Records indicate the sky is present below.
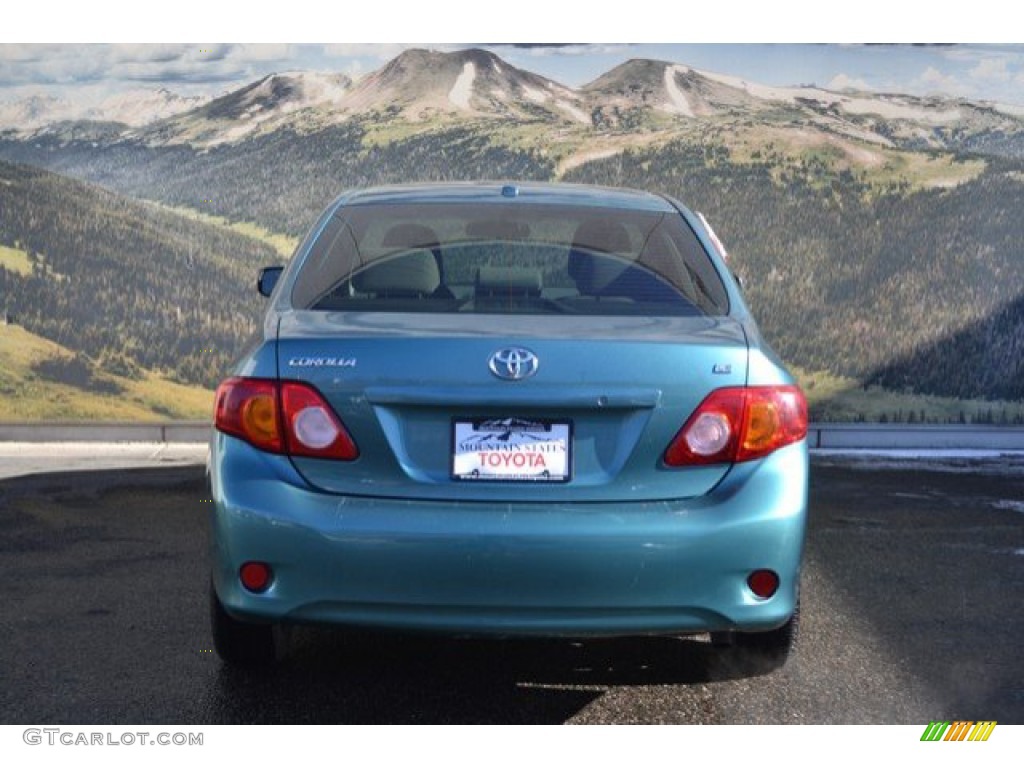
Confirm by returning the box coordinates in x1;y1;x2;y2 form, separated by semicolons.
2;3;1023;107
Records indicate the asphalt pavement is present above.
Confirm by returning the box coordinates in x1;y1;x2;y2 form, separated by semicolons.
0;457;1021;724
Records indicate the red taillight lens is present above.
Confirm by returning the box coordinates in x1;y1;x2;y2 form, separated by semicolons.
664;386;807;466
214;377;358;460
280;382;359;460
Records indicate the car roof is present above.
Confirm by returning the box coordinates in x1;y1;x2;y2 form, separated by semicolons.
333;182;679;213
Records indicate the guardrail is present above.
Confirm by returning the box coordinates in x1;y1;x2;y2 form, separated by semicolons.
1;421;1024;450
807;424;1024;450
0;421;211;443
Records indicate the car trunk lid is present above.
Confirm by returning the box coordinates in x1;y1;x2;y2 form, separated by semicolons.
276;311;748;502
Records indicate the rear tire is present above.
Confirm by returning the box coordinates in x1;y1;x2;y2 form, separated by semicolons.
712;603;799;673
736;603;799;670
210;583;285;667
735;607;798;659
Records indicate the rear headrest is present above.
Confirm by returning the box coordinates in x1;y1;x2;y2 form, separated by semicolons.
465;219;530;241
570;220;632;255
569;220;634;295
475;266;542;297
352;249;440;296
568;255;631;296
381;223;440;250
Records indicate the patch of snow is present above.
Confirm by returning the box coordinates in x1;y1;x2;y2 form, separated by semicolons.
558;100;591;124
214;121;259;144
491;88;507;99
694;67;962;124
832;136;887;165
992;101;1024;117
550;82;579;99
522;85;549;104
234;72;350;121
695;67;825;104
0;88;210;132
449;62;476;110
992;500;1024;513
0;96;75;131
94;88;208;126
662;64;695;117
840;97;961;124
493;62;502;75
293;71;350;107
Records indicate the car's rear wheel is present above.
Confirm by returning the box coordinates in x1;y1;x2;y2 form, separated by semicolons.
210;583;285;667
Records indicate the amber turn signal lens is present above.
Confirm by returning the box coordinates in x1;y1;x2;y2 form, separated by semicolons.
241;393;278;444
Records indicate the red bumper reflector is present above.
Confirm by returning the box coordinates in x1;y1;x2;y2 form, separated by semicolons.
239;561;272;593
747;569;780;599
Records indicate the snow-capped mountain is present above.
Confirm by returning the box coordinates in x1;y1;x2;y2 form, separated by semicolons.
0;88;208;133
139;71;353;145
3;48;1023;160
340;48;590;123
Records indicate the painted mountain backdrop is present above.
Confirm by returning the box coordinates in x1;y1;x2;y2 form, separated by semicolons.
1;48;1022;421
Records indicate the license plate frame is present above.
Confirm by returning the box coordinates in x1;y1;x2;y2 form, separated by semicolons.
451;417;572;483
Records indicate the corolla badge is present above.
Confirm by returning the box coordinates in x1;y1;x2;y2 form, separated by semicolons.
488;347;539;380
288;357;357;368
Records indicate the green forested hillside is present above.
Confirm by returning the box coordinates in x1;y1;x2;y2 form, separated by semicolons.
0;122;556;237
1;122;1022;419
0;160;279;390
0;323;213;420
565;144;1024;403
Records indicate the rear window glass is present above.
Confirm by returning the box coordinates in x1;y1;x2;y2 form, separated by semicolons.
291;202;729;316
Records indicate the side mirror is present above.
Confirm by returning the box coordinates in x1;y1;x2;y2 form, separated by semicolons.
257;266;284;298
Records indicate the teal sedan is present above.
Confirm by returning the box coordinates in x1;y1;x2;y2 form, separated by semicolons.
209;182;808;667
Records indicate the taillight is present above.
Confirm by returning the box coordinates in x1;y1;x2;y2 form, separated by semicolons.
664;386;807;466
214;377;358;460
280;382;359;459
214;378;282;453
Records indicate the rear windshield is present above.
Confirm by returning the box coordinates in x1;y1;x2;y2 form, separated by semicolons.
291;202;729;316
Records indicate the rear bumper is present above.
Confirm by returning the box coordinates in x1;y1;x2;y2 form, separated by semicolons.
209;433;808;637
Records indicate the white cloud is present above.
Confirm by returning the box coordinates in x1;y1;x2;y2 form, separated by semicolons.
321;44;415;60
916;65;962;96
108;44;193;63
501;44;629;58
970;57;1012;82
827;73;871;92
232;44;297;62
0;44;295;88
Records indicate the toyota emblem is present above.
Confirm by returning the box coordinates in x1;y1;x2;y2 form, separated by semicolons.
488;347;539;380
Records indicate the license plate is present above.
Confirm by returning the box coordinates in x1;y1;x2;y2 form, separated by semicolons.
452;418;572;482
